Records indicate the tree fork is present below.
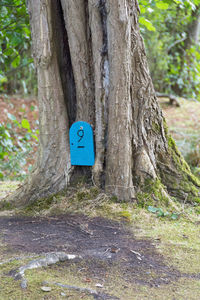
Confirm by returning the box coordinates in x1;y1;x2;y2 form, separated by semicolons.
1;0;200;209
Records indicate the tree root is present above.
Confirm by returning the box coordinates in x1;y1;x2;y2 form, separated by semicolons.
53;282;102;299
7;251;119;299
53;282;119;300
10;252;81;289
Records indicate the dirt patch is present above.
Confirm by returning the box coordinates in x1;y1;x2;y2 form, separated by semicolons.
0;214;185;288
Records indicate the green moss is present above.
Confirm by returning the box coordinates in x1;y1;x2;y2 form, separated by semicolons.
24;192;64;214
152;121;161;133
168;135;177;149
160;133;200;203
136;178;169;208
137;192;154;208
76;187;99;202
167;135;190;172
163;117;169;135
0;200;13;211
189;172;200;186
179;181;199;196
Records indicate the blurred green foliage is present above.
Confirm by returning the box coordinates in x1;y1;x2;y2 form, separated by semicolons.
139;0;200;99
0;0;37;95
0;111;39;180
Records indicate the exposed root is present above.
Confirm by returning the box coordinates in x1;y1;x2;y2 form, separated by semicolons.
50;282;119;300
10;252;81;289
8;251;118;299
53;282;101;299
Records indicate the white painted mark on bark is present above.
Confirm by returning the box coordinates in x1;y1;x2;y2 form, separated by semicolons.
103;59;109;97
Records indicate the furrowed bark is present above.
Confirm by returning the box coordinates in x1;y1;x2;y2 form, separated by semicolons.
60;0;95;125
105;0;135;200
129;5;166;181
88;0;107;186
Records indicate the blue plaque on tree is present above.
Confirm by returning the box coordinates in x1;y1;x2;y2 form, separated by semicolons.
69;121;95;166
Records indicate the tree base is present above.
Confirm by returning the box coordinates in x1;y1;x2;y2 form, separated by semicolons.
1;167;200;213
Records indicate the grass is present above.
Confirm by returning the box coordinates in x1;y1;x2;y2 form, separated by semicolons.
131;209;200;274
0;262;94;300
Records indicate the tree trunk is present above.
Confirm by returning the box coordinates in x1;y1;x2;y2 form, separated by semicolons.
171;5;200;96
2;0;200;208
184;5;200;50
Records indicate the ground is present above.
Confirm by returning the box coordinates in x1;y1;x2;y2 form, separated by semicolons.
0;95;200;299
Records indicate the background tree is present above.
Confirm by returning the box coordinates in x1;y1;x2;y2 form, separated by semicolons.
2;0;200;209
140;0;200;99
0;0;36;94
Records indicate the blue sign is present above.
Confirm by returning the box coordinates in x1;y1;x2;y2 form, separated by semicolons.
69;121;95;166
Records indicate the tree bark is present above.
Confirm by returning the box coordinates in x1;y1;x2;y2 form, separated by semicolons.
171;5;200;96
2;0;200;208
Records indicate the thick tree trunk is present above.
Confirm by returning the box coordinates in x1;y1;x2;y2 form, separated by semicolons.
2;0;200;208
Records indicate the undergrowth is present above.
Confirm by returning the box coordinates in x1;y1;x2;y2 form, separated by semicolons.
0;110;38;181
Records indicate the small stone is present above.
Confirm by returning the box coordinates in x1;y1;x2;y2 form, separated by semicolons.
41;286;52;292
60;292;66;296
95;283;103;288
20;278;27;289
110;246;120;253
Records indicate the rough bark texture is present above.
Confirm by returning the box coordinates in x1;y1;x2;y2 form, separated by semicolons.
2;0;200;208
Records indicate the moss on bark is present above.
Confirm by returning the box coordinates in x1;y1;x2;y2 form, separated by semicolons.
157;121;200;203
